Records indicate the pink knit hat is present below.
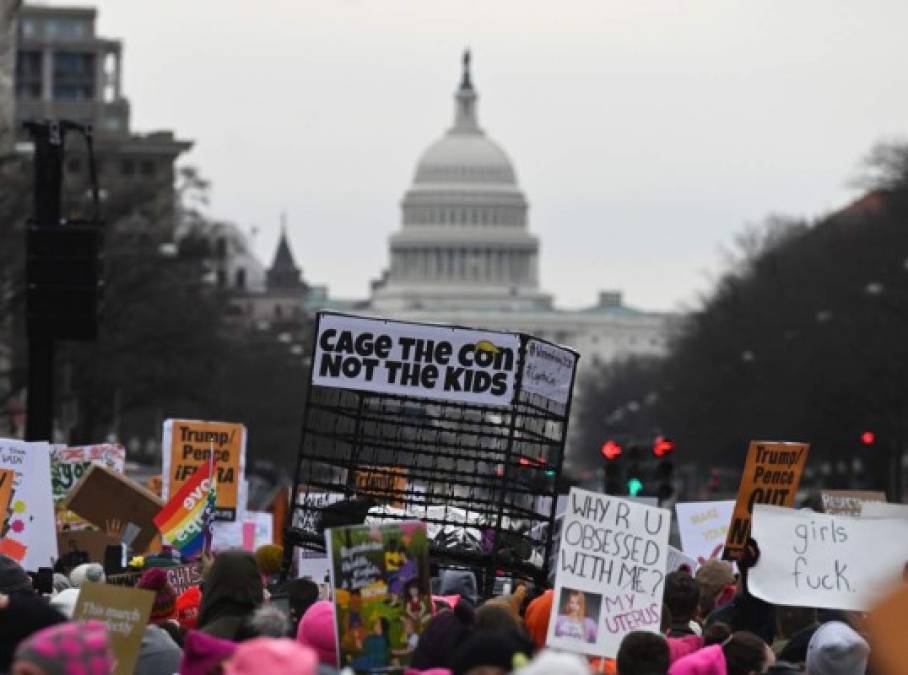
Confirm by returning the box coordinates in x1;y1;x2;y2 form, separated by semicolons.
14;620;112;675
179;630;237;675
668;644;728;675
296;600;338;667
223;638;318;675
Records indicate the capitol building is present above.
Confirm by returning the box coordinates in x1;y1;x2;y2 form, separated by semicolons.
365;53;671;370
244;53;672;377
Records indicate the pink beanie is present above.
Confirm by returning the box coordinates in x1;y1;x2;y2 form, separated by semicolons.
669;644;728;675
668;635;705;664
223;638;318;675
296;600;338;667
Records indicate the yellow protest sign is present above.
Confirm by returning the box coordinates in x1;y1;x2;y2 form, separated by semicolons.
724;440;809;560
162;419;247;521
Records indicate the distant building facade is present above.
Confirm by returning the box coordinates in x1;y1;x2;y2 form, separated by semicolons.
14;4;191;238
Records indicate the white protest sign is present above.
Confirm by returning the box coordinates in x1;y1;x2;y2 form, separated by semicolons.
667;546;699;574
0;439;57;570
675;500;735;563
861;502;908;520
546;487;670;658
748;504;908;611
522;339;577;405
312;313;521;406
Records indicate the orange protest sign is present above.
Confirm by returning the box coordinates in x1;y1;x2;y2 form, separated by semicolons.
162;419;247;521
724;440;809;560
0;468;13;521
353;466;408;509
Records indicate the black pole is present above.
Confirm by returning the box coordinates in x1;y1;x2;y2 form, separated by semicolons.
24;121;65;441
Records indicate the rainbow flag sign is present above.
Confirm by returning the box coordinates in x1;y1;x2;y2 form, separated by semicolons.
153;463;217;559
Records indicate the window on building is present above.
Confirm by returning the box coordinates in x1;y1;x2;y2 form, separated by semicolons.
140;160;156;177
215;237;227;260
216;269;226;288
53;52;95;100
235;267;246;290
20;19;36;39
274;304;283;319
120;159;135;177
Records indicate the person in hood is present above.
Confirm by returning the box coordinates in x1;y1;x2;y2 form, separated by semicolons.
438;570;479;607
135;624;183;675
805;621;868;675
197;551;264;640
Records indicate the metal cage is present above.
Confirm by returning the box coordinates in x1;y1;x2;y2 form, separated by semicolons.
282;312;578;596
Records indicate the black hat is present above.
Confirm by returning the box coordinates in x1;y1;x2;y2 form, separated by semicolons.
451;629;533;675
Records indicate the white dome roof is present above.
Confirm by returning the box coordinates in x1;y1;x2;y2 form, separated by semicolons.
414;133;517;185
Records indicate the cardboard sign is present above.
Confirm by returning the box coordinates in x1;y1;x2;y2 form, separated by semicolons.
51;443;126;530
327;520;431;670
724;441;809;560
546;487;670;658
57;529;120;564
312;313;522;407
66;464;163;554
748;504;908;611
522;339;577;406
675;500;735;563
162;419;246;521
354;466;408;509
821;490;886;516
0;439;58;570
74;581;154;675
866;582;908;675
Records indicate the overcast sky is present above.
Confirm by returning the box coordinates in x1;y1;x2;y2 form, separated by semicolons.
51;0;908;311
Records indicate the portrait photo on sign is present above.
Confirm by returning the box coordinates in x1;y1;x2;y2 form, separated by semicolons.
554;588;600;643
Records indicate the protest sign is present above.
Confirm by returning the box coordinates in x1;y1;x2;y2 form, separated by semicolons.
522;339;577;406
0;439;57;570
0;468;13;521
57;529;120;564
294;490;344;531
107;562;202;595
154;461;216;559
866;582;908;675
675;500;735;563
210;510;274;552
748;504;908;611
353;466;408;509
66;464;163;554
667;546;699;575
821;490;886;516
862;502;908;519
724;441;809;560
546;487;670;658
312;313;521;407
296;550;331;584
74;582;153;675
327;520;431;670
51;443;126;530
162;419;246;521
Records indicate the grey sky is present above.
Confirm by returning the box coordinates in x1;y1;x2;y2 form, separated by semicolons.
52;0;908;311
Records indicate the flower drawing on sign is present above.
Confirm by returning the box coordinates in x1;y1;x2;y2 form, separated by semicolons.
13;499;25;514
10;519;24;533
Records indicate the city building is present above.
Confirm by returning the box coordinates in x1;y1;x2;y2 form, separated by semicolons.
13;3;192;237
364;52;672;370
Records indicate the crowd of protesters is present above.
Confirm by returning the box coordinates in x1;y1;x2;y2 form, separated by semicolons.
0;538;876;675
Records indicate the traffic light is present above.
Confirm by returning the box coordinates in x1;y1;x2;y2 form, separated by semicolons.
601;440;623;461
653;436;675;457
861;431;875;446
627;477;644;496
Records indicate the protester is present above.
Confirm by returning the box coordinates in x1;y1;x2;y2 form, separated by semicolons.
805;621;869;675
254;544;284;588
410;599;476;671
511;649;589;675
0;556;67;673
695;561;736;619
449;629;533;675
474;603;523;634
197;550;264;640
438;570;479;607
664;571;703;637
281;577;319;636
179;630;237;675
773;607;817;663
297;600;339;668
68;562;105;588
50;574;71;595
222;638;319;675
177;586;203;634
11;620;112;675
135;624;183;675
670;631;772;675
47;588;79;619
239;604;291;639
522;590;553;650
617;631;670;675
705;541;775;644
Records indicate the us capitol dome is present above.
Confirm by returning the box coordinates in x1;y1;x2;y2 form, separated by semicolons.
366;51;671;368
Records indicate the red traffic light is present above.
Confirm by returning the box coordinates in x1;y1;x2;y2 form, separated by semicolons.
601;440;623;461
653;436;675;457
861;431;875;446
